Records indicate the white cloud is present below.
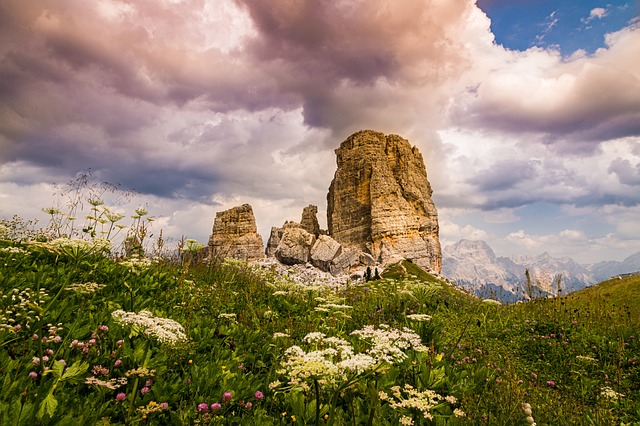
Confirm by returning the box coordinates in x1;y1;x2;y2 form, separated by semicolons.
581;7;609;25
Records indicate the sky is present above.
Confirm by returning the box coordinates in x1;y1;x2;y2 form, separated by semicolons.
0;0;639;264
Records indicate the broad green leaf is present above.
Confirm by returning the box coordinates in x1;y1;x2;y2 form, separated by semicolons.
61;361;89;385
36;392;58;420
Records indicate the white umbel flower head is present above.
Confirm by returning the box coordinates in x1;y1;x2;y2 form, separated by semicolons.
112;310;188;346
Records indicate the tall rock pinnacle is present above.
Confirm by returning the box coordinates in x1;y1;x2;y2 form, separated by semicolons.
327;130;442;272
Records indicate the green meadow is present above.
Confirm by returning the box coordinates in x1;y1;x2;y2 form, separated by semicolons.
0;206;638;425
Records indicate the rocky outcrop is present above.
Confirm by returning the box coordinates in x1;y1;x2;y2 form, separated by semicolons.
327;130;442;273
265;226;284;257
301;205;321;237
208;204;265;261
275;223;316;265
310;235;342;271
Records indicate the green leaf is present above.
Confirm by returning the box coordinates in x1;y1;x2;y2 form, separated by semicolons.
36;392;58;420
61;361;89;385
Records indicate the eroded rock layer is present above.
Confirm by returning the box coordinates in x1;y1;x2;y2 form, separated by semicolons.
327;130;442;272
208;204;265;261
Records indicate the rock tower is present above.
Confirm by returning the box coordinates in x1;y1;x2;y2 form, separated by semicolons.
207;204;265;261
327;130;442;272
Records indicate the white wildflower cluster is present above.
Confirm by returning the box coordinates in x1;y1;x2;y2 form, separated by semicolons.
111;310;188;346
278;325;428;391
119;255;155;274
350;324;428;364
379;384;465;421
50;237;112;253
138;401;169;417
482;299;502;305
273;332;290;339
0;287;48;333
407;314;432;322
85;376;128;390
125;367;156;377
0;224;9;239
65;282;107;295
600;386;625;400
0;246;28;255
575;355;598;363
218;313;237;323
314;302;353;319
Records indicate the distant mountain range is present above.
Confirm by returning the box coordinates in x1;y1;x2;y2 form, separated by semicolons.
442;239;640;303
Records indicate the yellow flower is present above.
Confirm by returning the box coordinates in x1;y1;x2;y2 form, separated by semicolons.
291;415;297;422
188;359;193;364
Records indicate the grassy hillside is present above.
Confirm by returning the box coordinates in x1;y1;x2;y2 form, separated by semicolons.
0;233;638;425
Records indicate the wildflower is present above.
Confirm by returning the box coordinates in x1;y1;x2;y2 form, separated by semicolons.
291;415;297;422
116;339;124;346
222;392;233;403
141;387;150;395
92;365;109;376
453;408;466;417
28;371;37;379
547;381;555;387
211;403;221;412
85;376;128;390
400;416;414;425
406;314;432;322
116;392;126;402
32;357;40;365
197;403;209;414
255;391;264;400
137;400;169;416
600;386;625;400
269;380;281;390
245;402;252;409
114;359;122;368
112;310;188;346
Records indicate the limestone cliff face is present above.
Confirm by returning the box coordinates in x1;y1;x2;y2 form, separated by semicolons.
208;204;265;261
327;130;442;272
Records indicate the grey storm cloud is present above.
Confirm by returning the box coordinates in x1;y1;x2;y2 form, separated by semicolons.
608;158;640;186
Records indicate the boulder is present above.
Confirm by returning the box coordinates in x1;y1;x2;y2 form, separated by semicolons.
310;235;342;271
329;247;361;276
275;225;316;265
327;130;442;272
207;204;265;261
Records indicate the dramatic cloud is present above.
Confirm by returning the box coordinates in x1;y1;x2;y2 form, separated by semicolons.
450;23;640;151
0;0;638;263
